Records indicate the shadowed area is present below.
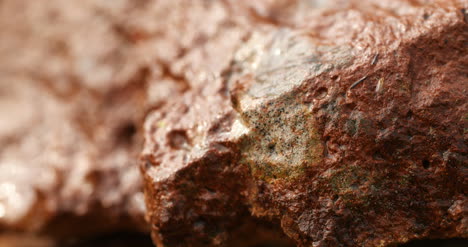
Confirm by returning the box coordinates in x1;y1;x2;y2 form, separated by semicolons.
399;238;468;247
61;232;153;247
0;233;466;246
59;236;468;247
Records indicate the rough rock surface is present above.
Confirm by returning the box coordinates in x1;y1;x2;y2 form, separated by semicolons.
0;0;467;246
0;0;305;241
142;0;468;246
0;0;216;236
0;0;303;241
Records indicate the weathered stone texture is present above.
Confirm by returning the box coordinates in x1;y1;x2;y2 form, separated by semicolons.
142;0;467;246
0;0;305;242
0;0;466;246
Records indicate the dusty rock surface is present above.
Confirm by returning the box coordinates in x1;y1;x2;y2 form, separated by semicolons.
0;0;467;246
0;0;303;242
142;0;468;246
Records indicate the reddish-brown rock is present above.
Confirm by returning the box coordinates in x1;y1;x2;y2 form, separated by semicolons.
0;0;300;240
0;0;192;237
142;0;468;246
0;0;467;246
0;0;304;241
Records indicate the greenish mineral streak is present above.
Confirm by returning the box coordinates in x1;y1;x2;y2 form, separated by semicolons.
238;93;323;182
328;165;369;193
230;30;356;183
326;165;376;210
325;165;416;211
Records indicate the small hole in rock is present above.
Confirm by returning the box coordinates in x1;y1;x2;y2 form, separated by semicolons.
268;143;276;152
315;87;328;99
373;152;384;160
422;159;430;169
167;130;190;149
406;110;413;120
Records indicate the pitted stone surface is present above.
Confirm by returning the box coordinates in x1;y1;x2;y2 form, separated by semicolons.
0;0;466;246
142;0;467;246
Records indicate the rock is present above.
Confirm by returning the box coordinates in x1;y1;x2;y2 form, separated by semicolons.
0;0;296;239
0;0;466;245
0;0;304;239
142;0;468;246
